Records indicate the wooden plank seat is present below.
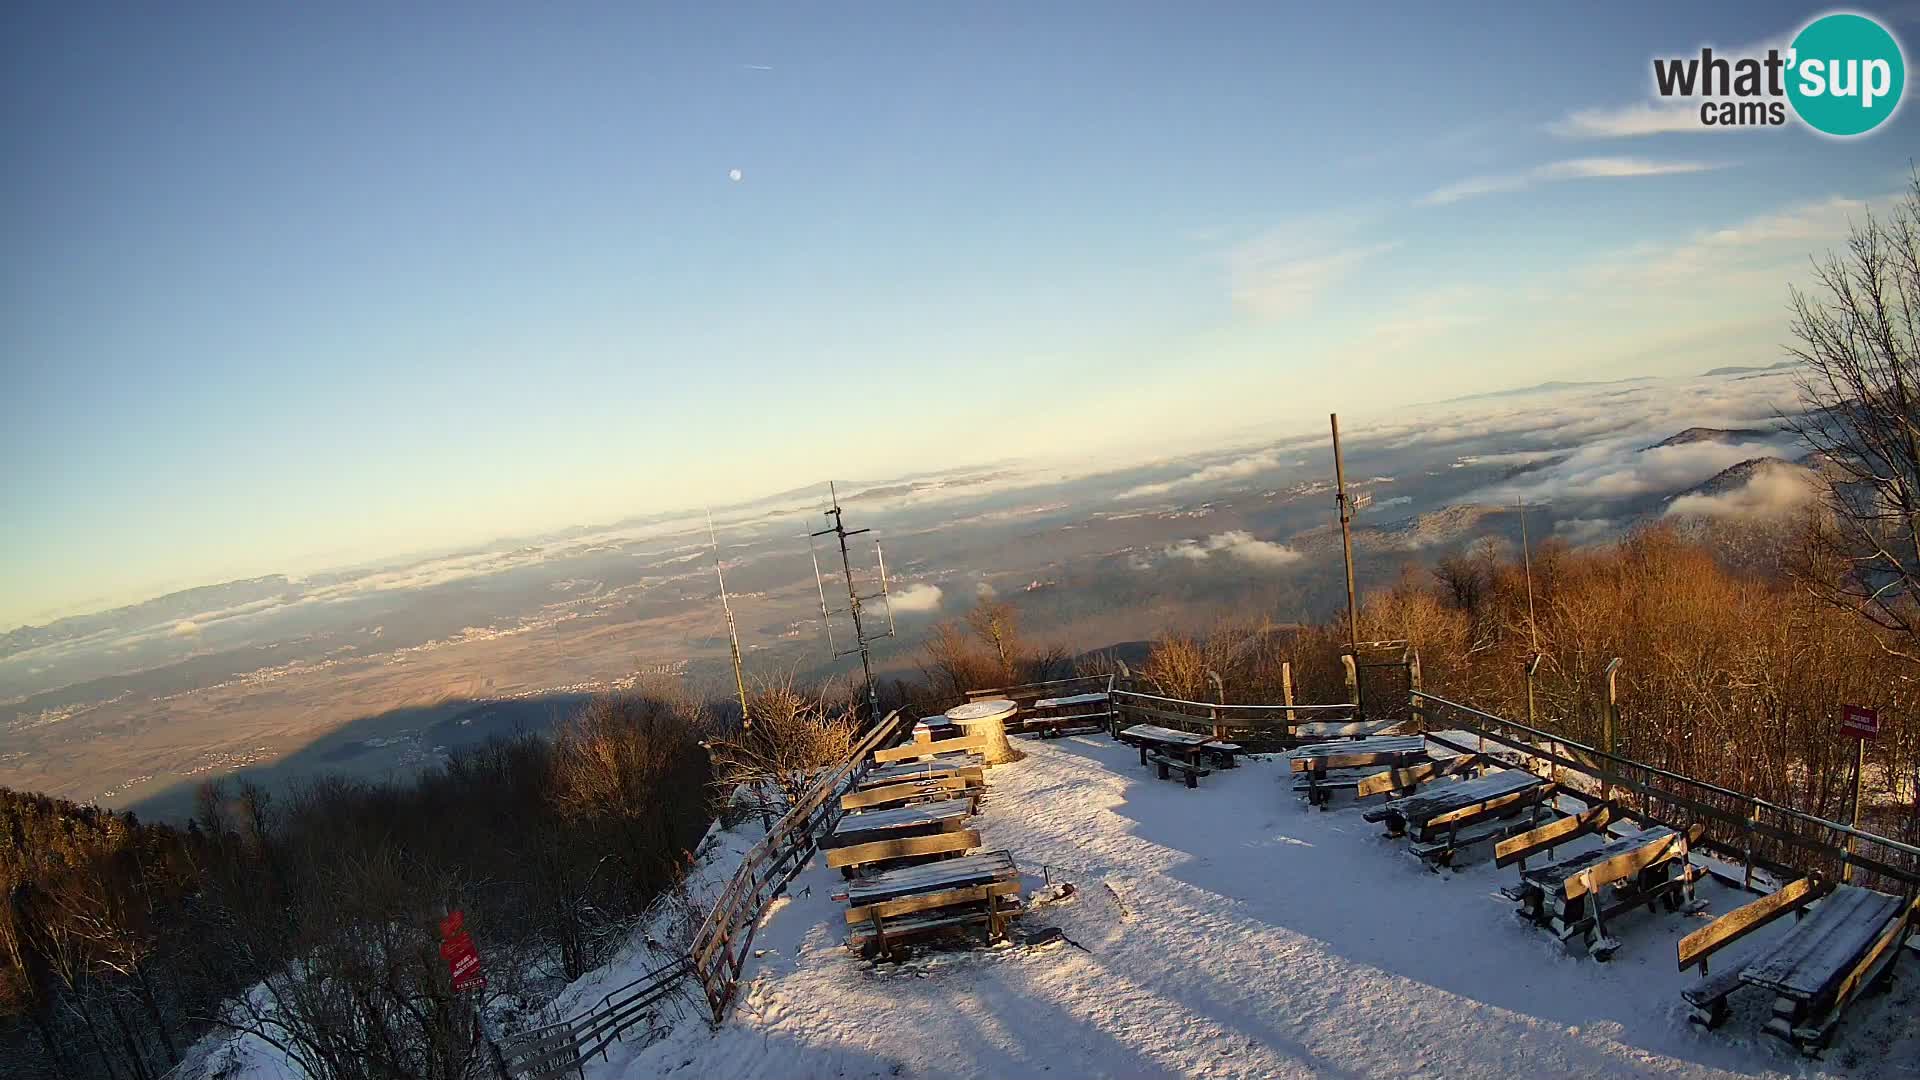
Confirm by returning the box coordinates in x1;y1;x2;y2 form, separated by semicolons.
1291;717;1391;741
825;828;980;875
1147;751;1211;788
1016;713;1111;738
1033;692;1109;710
824;798;974;850
845;893;1024;953
1511;824;1703;960
1118;724;1241;769
872;734;989;766
844;869;1025;957
1737;886;1915;1054
1352;753;1486;801
840;774;981;813
856;754;984;791
1362;769;1546;839
1408;802;1554;870
1290;736;1428;807
839;850;1018;906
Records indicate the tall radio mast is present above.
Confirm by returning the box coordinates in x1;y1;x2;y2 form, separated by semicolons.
707;509;752;728
807;481;895;721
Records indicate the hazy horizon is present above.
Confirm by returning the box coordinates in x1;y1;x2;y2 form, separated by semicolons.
9;3;1917;625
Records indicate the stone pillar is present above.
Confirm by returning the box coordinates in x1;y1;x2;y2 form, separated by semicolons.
946;699;1020;764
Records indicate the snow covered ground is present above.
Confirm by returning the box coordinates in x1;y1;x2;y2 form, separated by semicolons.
600;734;1919;1080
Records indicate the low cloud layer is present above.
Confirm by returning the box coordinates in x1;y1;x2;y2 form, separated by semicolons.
1118;450;1285;501
1666;467;1816;519
1163;531;1304;567
884;583;944;613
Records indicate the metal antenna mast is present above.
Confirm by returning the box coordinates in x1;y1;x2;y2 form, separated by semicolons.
707;509;752;729
808;481;894;720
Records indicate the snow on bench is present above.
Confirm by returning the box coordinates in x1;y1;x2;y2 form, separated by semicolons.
1511;824;1702;960
842;850;1018;907
1363;769;1546;839
824;798;974;849
1032;692;1109;710
1289;736;1431;808
857;753;985;790
1679;882;1916;1053
1291;717;1394;741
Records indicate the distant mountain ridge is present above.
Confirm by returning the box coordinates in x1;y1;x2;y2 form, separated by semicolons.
3;576;293;657
1641;426;1775;450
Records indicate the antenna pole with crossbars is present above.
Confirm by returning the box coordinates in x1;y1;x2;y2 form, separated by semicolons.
808;481;895;722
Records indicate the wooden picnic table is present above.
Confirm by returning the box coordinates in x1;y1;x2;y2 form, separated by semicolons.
1512;824;1698;959
1291;717;1392;741
824;798;974;849
857;753;985;791
1680;882;1916;1053
1364;769;1546;840
843;851;1018;907
1289;736;1431;807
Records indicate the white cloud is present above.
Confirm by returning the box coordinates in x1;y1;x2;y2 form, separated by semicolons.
1555;517;1620;545
884;583;944;613
169;620;201;637
1118;449;1287;501
1163;531;1304;567
1549;103;1716;138
1421;157;1729;206
1229;238;1393;317
1666;467;1816;518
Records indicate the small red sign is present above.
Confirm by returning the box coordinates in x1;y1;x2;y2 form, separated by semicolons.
439;911;484;992
1841;704;1879;738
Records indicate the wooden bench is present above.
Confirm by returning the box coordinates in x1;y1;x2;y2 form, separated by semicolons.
856;754;984;791
1147;751;1211;788
1288;736;1430;807
1118;724;1241;770
841;850;1024;956
1363;769;1548;841
1017;692;1111;738
839;774;981;813
825;828;980;876
824;798;974;850
1684;884;1917;1054
1511;823;1703;960
872;734;990;766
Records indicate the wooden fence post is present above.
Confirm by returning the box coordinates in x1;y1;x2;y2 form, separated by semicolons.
1603;658;1621;805
1342;654;1359;714
1405;649;1421;732
1844;736;1865;884
1281;662;1296;733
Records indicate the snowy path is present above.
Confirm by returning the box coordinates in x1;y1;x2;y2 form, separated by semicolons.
599;737;1918;1080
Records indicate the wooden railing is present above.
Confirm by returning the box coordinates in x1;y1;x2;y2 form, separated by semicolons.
686;705;918;1023
498;706;922;1076
1410;690;1920;894
1111;689;1357;747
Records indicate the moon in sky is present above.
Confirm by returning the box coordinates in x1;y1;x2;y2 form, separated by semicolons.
728;168;743;182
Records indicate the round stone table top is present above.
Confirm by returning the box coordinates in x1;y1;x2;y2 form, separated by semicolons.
945;698;1017;722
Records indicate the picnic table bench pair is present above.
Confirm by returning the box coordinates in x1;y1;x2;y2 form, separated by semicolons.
1116;724;1241;788
1677;876;1918;1054
1363;768;1558;868
835;849;1024;956
1015;692;1111;738
1490;808;1705;960
1288;736;1441;807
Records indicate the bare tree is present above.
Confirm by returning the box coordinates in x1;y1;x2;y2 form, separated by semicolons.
965;599;1022;680
1782;169;1920;662
705;678;856;815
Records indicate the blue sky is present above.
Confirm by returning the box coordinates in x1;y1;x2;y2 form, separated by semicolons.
4;2;1918;626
